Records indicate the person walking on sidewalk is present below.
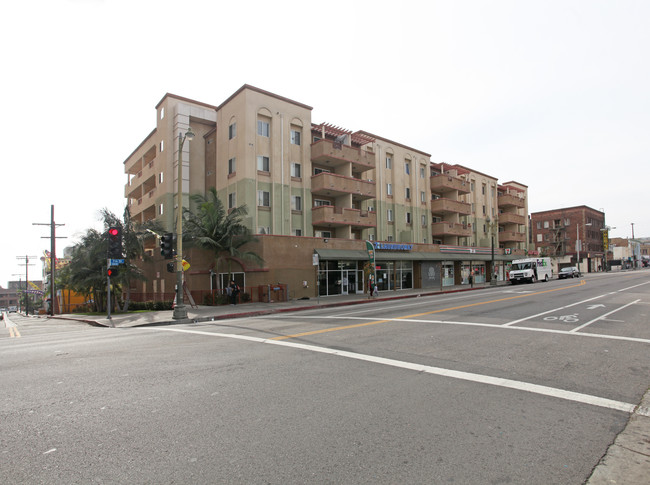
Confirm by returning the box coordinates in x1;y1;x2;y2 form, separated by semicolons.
228;280;240;305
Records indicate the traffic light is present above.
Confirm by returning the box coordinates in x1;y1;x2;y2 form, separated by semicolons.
107;266;119;278
108;226;123;259
166;262;175;273
160;233;175;259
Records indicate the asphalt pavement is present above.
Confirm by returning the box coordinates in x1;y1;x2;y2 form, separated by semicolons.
9;272;650;484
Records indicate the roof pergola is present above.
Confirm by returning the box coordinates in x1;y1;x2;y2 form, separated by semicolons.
312;122;375;146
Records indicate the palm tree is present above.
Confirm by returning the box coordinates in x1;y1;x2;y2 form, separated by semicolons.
184;187;263;289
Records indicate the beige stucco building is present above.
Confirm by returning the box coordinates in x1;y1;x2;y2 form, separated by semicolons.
123;85;530;302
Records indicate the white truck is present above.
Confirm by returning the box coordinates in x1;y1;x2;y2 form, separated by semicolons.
509;257;553;284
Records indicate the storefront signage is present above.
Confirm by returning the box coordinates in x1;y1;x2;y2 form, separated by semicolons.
440;245;491;255
373;242;413;251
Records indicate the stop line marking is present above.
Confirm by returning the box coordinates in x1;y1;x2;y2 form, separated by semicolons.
148;326;649;417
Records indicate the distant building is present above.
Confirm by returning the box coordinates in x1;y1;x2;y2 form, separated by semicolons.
123;85;531;300
530;206;605;272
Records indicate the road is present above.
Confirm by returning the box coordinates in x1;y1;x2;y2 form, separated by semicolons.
1;271;649;484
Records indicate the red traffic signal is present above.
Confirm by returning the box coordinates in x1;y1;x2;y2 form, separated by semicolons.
107;226;123;259
107;267;119;277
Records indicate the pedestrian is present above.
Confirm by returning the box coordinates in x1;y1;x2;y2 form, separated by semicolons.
229;280;240;305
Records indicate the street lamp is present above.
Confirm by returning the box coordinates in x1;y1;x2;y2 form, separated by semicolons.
486;217;498;285
576;222;592;274
173;126;195;320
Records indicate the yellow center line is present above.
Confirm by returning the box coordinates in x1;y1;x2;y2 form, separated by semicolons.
270;280;586;341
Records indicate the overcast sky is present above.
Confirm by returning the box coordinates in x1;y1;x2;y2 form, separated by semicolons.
1;0;648;287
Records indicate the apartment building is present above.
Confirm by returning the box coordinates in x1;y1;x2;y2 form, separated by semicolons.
123;85;530;300
530;206;605;272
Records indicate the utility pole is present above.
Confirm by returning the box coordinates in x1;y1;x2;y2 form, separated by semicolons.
33;205;65;316
16;256;36;316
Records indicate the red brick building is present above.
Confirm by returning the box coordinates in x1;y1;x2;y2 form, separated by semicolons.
530;206;606;272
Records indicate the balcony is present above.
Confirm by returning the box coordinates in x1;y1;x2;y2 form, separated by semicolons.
311;139;375;173
499;231;526;242
312;205;377;229
498;193;525;208
311;172;376;201
430;198;471;216
431;221;472;237
430;174;471;195
497;212;526;225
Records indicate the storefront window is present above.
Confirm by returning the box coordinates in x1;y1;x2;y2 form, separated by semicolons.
442;262;454;287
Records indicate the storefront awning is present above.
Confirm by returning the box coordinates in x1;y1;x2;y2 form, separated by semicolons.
315;248;517;262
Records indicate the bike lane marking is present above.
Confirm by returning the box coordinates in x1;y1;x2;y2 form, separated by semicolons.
570;299;641;333
147;326;648;416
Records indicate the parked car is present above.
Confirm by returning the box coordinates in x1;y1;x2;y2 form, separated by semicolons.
558;266;581;279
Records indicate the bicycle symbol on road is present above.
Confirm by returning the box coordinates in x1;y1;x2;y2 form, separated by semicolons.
543;314;579;323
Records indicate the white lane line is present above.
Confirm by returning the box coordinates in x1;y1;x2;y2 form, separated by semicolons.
502;294;609;326
148;326;644;415
570;299;641;333
264;315;650;344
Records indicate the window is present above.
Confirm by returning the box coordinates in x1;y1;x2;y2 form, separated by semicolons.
229;123;237;139
420;166;425;178
316;231;332;238
257;155;270;172
536;221;541;229
405;187;411;200
387;209;394;222
257;120;270;137
482;205;486;215
406;212;412;224
292;229;302;236
160;140;164;152
291;163;301;178
367;206;374;212
257;190;270;207
386;155;392;169
258;226;271;235
228;192;236;209
159;172;163;184
369;234;375;241
420;191;426;203
387;235;394;242
290;130;301;145
564;218;570;225
421;214;427;226
314;167;330;175
160;107;165;120
314;199;330;207
228;157;236;175
291;195;302;211
482;184;486;195
387;183;392;196
537;234;543;242
159;204;163;215
544;221;549;228
405;162;411;175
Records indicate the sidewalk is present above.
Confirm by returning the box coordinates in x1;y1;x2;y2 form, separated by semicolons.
49;282;488;328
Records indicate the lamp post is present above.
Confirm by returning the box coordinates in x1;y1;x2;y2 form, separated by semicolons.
576;221;592;274
486;217;498;285
173;126;195;320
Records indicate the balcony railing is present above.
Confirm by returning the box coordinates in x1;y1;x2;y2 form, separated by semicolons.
311;139;375;172
430;198;471;216
498;193;525;208
430;174;471;194
311;172;376;200
431;221;472;237
499;231;526;242
311;205;377;228
497;212;526;225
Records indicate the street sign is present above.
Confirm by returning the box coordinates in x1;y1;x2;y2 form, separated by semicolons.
109;258;125;266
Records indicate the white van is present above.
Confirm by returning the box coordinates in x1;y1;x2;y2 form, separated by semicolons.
509;257;553;284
